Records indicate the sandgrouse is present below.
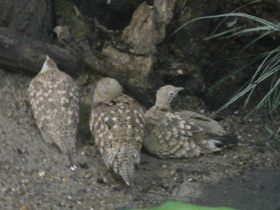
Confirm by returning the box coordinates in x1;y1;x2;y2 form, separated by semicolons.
89;78;145;185
144;85;235;159
28;55;79;168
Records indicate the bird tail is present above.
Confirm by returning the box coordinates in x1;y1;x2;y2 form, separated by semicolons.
213;133;238;148
111;147;140;186
197;133;238;154
65;139;76;169
67;151;76;170
119;160;135;186
59;136;76;169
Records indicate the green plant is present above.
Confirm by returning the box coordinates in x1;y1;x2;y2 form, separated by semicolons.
120;200;238;210
171;1;280;119
265;124;280;143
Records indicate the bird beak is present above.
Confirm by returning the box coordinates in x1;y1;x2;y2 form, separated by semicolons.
176;87;184;93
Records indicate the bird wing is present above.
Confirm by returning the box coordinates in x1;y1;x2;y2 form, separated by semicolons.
91;94;145;185
145;110;203;158
28;71;78;153
28;74;54;145
91;95;144;166
54;73;79;153
176;110;226;136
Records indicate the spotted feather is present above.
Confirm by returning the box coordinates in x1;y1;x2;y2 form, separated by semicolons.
90;78;145;185
28;55;79;167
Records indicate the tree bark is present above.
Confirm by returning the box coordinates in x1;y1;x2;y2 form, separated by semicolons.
0;27;83;77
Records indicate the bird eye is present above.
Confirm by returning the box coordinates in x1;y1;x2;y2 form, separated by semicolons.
168;92;174;96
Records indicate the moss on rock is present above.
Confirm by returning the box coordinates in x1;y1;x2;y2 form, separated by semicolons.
54;0;89;40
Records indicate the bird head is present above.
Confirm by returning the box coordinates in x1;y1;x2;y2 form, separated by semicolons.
155;85;184;109
93;77;123;104
40;55;58;74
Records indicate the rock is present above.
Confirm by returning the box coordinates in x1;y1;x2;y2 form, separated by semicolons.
121;0;176;54
102;44;153;80
0;0;54;43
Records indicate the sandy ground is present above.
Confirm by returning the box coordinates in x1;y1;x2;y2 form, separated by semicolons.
0;68;279;210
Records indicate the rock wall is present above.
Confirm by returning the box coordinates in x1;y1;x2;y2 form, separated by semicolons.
0;0;54;43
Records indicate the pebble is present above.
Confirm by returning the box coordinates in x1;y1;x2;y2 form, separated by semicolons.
170;170;176;175
71;165;77;171
199;109;205;114
19;205;28;210
38;170;45;177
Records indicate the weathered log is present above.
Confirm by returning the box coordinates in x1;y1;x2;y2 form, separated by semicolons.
53;0;176;107
0;27;83;77
54;25;154;107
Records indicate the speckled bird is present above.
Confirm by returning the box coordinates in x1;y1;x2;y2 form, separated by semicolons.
28;55;79;168
144;85;235;159
89;78;145;185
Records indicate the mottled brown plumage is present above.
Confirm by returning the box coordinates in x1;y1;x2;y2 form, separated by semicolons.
90;78;145;185
144;85;226;159
174;111;226;137
28;55;79;167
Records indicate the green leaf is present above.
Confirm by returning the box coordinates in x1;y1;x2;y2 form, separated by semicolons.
120;200;238;210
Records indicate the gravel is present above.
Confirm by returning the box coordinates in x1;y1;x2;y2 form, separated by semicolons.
0;68;279;210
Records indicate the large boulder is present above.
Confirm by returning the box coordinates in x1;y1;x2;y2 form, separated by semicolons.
0;0;54;43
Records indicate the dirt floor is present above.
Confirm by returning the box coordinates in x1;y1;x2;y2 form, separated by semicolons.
0;68;279;210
